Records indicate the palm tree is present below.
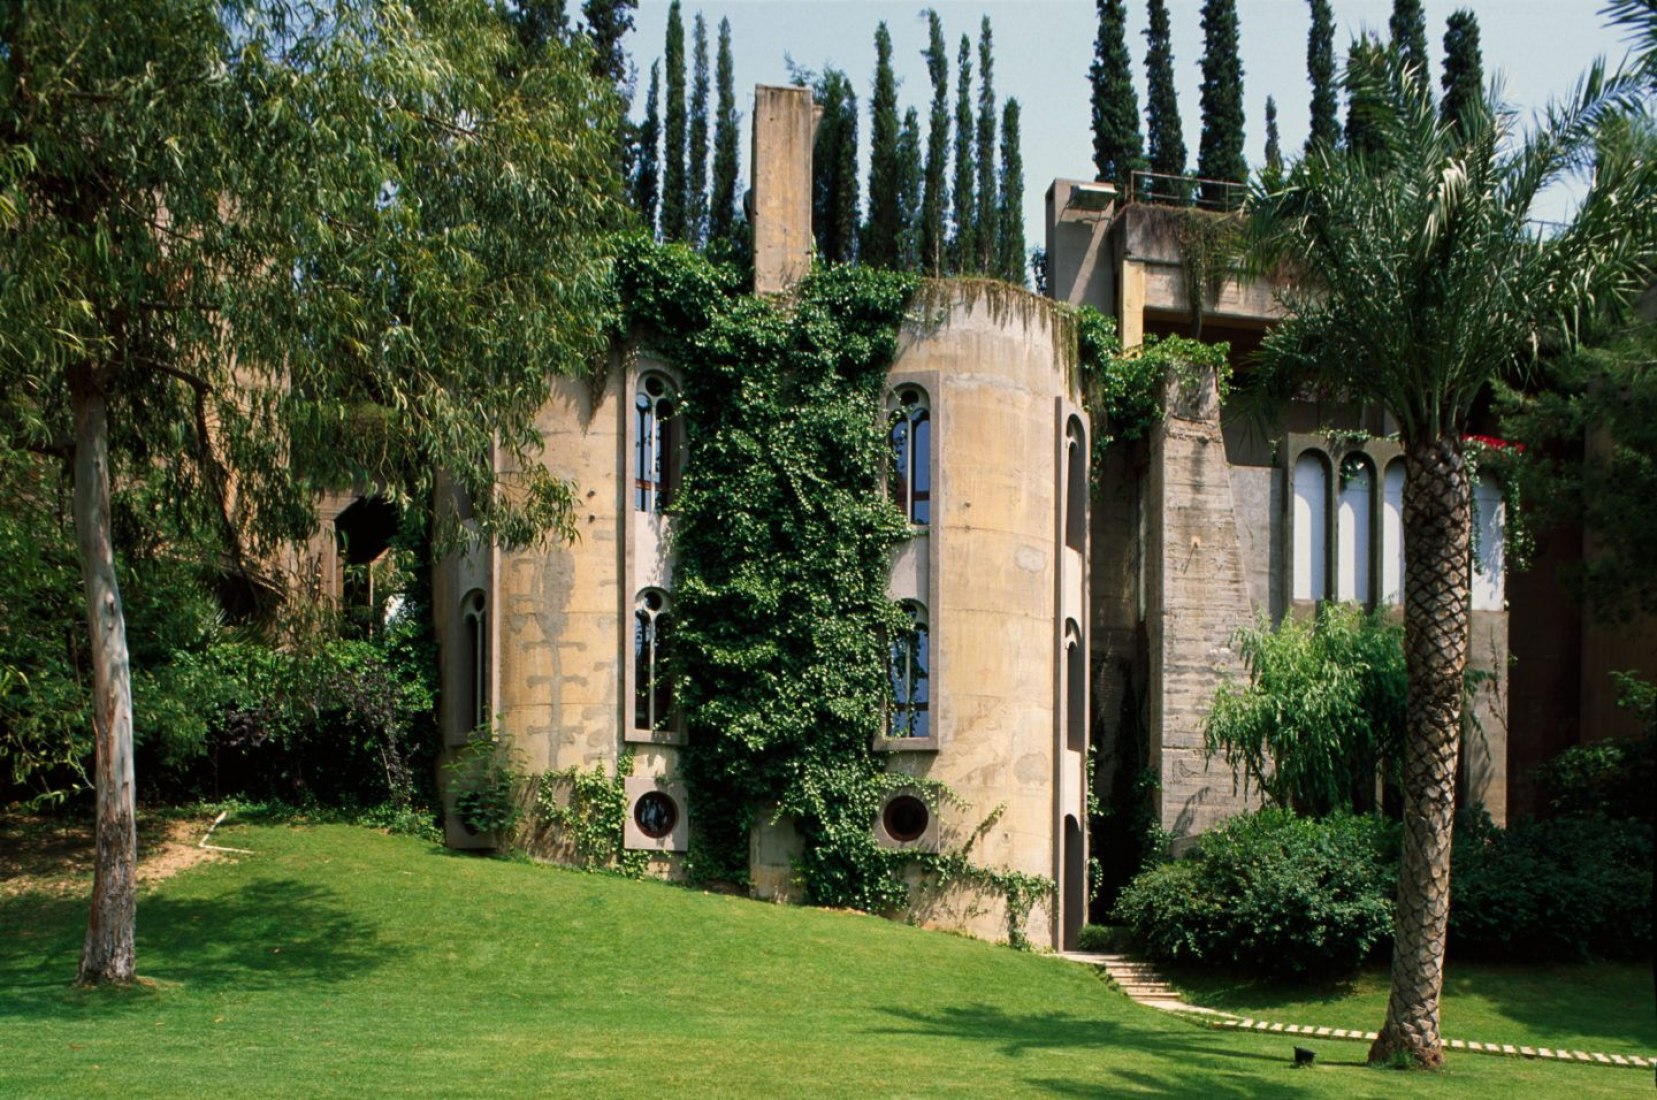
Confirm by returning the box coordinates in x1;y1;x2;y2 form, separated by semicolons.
1245;52;1654;1068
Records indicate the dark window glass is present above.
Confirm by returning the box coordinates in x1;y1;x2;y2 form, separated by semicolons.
634;791;678;839
889;603;929;738
883;795;930;843
889;389;930;526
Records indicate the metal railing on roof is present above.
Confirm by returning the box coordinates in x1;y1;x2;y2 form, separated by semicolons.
1125;169;1247;213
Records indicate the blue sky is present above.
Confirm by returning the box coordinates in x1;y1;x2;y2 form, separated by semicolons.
626;1;1637;255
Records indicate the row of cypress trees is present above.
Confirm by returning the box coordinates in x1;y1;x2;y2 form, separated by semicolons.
631;2;745;257
1092;0;1486;204
809;12;1028;283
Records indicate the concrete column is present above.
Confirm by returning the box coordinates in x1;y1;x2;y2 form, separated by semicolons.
751;85;818;295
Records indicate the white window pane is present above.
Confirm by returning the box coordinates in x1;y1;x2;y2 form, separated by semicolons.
1293;454;1328;601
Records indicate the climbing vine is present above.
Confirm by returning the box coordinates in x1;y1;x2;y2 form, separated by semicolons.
613;235;921;910
1073;305;1232;472
534;748;648;877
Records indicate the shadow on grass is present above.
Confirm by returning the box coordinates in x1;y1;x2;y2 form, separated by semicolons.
0;878;393;1019
873;1002;1337;1097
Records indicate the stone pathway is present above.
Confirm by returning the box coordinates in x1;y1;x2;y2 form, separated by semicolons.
1059;951;1654;1071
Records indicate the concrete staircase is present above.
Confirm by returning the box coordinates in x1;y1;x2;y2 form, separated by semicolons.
1058;951;1222;1015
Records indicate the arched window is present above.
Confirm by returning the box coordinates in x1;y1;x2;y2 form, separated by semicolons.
1065;418;1086;553
1471;478;1504;610
461;589;489;733
889;387;931;526
1065;620;1085;753
1382;460;1405;606
1336;454;1374;604
1292;452;1330;602
635;373;681;513
889;601;930;738
634;589;674;733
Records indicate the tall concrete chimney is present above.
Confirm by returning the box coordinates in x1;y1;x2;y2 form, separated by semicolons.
750;85;818;295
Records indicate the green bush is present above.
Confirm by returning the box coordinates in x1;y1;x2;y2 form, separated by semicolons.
1450;809;1652;960
1113;810;1398;977
1204;605;1406;816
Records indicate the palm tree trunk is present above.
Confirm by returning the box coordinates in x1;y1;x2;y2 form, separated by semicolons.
70;366;138;986
1369;432;1470;1069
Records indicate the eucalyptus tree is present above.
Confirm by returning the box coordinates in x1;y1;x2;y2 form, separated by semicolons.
0;0;622;983
1246;51;1655;1068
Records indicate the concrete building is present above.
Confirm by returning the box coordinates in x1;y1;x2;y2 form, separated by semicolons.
433;86;1518;950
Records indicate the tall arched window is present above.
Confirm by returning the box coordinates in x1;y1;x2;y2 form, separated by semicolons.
1382;460;1405;605
1065;418;1086;553
1471;478;1504;611
1065;620;1085;753
635;373;681;513
1292;452;1330;602
1336;454;1374;604
889;387;931;526
461;589;489;733
634;589;674;733
889;601;930;738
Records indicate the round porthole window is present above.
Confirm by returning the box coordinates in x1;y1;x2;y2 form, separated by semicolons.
882;795;930;844
633;791;678;839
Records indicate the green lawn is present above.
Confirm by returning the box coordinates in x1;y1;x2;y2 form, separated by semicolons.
1166;960;1655;1057
1;822;1650;1098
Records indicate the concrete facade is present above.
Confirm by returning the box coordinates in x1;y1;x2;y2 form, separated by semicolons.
1047;184;1513;837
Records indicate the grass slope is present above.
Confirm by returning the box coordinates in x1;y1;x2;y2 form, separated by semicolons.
0;822;1648;1098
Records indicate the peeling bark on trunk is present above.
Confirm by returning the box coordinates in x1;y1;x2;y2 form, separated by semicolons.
70;369;138;986
1369;433;1470;1070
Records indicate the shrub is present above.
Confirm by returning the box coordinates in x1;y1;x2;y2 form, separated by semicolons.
1113;810;1397;977
1204;605;1405;816
1450;809;1652;959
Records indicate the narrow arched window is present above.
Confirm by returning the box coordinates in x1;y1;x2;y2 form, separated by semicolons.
461;589;489;733
1336;454;1374;604
1065;418;1086;553
1292;452;1330;602
635;373;681;513
634;589;674;733
1065;620;1085;753
1382;460;1405;606
889;387;931;526
1471;478;1504;611
889;601;930;738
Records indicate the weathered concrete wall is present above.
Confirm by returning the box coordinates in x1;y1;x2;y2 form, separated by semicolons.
880;285;1088;949
1145;370;1260;839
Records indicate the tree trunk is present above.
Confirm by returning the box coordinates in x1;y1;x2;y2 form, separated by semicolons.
70;368;138;986
1369;432;1470;1069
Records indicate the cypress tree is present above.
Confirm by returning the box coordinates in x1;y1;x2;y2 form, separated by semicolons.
921;9;950;276
661;0;687;242
581;1;640;182
1143;0;1188;202
897;108;924;272
1389;0;1431;88
975;17;998;273
864;22;903;269
512;0;569;54
951;34;975;273
687;13;710;247
1197;0;1246;207
997;97;1026;286
1264;96;1281;172
1344;34;1386;161
1440;9;1484;132
632;59;661;236
1090;0;1144;187
1305;0;1340;154
812;68;860;265
709;17;740;252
